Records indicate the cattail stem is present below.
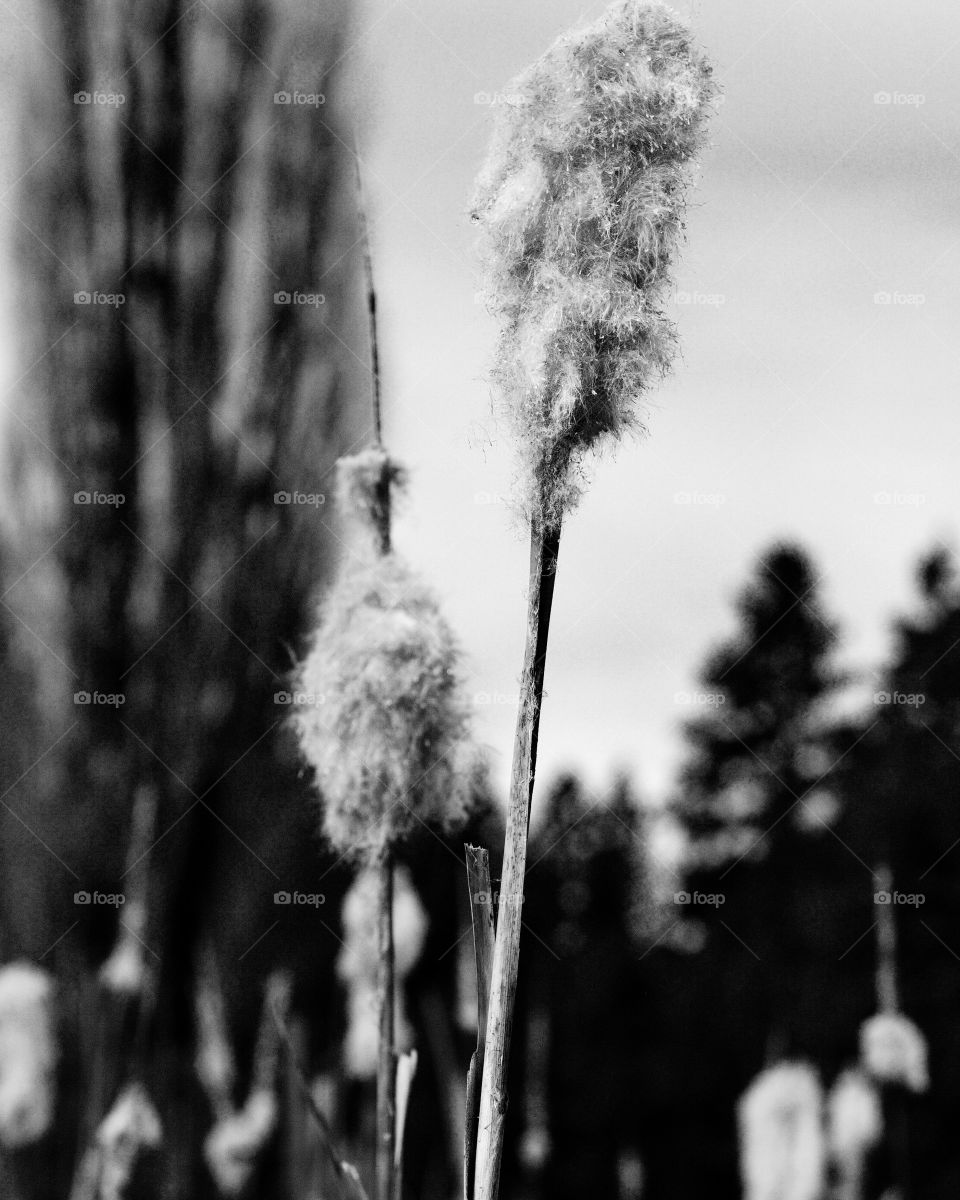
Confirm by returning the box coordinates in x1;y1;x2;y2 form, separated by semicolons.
464;845;496;1200
376;849;396;1200
874;863;898;1013
474;519;560;1200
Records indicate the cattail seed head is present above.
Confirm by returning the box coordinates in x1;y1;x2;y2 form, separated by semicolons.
204;1089;277;1197
293;453;473;860
473;0;715;530
96;1083;162;1200
826;1069;882;1173
860;1012;929;1092
0;961;57;1148
738;1061;825;1200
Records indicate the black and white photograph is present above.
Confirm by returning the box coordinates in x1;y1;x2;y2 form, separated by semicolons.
0;0;956;1197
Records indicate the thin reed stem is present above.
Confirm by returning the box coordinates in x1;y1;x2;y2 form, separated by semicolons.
376;850;396;1200
473;520;560;1200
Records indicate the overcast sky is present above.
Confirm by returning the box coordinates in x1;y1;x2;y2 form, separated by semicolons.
331;0;960;808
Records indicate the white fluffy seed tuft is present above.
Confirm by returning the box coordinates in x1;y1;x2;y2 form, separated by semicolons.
473;0;716;529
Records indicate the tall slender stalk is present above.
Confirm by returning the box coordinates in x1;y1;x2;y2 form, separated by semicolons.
375;851;396;1200
474;521;560;1200
356;150;397;1200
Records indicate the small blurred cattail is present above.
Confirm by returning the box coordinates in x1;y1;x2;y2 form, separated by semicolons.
336;865;428;1080
95;1083;162;1200
201;971;291;1197
293;451;474;861
472;0;716;530
204;1090;278;1198
194;945;237;1123
859;1012;929;1093
0;960;57;1148
737;1061;825;1200
827;1069;882;1200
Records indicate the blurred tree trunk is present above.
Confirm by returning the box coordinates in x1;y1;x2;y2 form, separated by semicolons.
0;0;369;1194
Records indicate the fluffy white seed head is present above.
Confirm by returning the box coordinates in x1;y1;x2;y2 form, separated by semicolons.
96;1083;162;1200
826;1068;882;1172
204;1089;277;1197
860;1012;929;1092
293;453;473;860
473;0;715;530
0;961;57;1148
738;1061;826;1200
